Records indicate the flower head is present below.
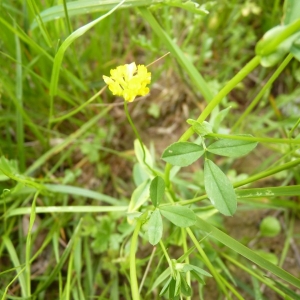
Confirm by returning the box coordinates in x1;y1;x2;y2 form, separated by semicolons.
103;62;151;102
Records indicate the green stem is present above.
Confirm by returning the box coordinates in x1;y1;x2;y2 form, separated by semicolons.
183;56;261;141
258;19;300;56
181;229;191;300
25;191;39;296
279;213;294;268
124;101;156;176
130;219;142;300
233;157;300;188
288;117;300;139
47;94;54;144
159;240;175;277
139;246;156;292
207;132;300;144
15;30;25;172
232;53;294;132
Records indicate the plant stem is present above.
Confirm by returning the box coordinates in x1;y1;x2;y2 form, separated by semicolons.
25;191;39;296
139;246;156;293
159;240;174;277
207;132;300;144
130;219;142;300
233;157;300;188
124;101;156;176
181;229;191;300
232;53;294;131
258;19;300;55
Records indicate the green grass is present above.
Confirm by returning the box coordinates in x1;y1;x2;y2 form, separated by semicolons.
1;0;300;299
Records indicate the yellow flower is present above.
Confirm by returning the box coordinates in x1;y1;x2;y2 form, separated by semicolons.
103;62;151;102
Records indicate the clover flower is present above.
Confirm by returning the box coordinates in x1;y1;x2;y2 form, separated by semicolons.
103;62;151;102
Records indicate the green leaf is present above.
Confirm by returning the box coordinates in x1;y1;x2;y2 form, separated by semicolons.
191;270;205;284
147;103;160;118
175;263;193;272
0;157;19;181
176;263;211;277
179;273;192;297
159;276;172;296
134;139;154;175
260;50;287;68
291;43;300;61
204;159;237;216
148;210;163;245
175;272;181;296
0;156;45;192
255;250;278;265
187;119;213;136
188;264;212;277
128;179;150;214
161;142;205;167
260;216;281;237
207;135;257;157
150;176;165;207
0;156;18;174
255;22;300;67
168;278;176;299
133;163;150;186
211;106;232;132
256;26;285;55
159;205;196;227
283;0;300;25
151;268;170;292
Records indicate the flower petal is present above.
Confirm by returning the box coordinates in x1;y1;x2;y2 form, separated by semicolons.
103;62;151;101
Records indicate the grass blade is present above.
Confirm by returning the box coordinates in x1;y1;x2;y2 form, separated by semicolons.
2;236;28;297
236;185;300;198
33;219;83;296
31;0;154;29
14;27;25;172
25;106;111;175
6;206;128;217
138;7;213;103
195;217;300;289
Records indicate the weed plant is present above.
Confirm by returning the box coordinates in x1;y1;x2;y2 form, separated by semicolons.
1;0;300;299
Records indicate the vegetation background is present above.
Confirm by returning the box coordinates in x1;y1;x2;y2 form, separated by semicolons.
0;0;300;299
